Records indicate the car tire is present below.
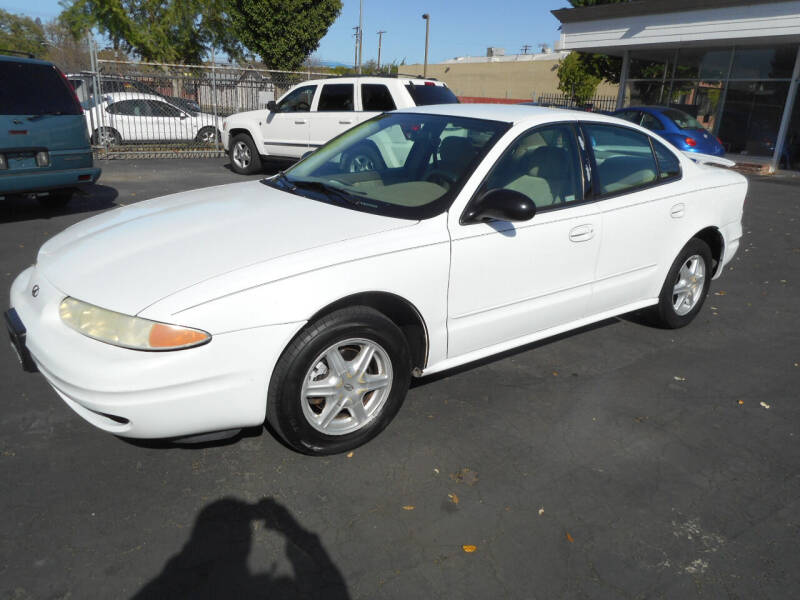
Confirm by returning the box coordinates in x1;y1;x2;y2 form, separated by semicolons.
341;143;385;173
266;306;411;455
195;126;220;144
37;189;73;209
652;238;713;329
229;133;262;175
91;127;121;146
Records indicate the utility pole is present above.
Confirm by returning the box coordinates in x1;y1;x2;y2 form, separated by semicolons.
377;30;386;70
521;44;531;55
422;13;430;78
353;26;360;71
357;0;364;74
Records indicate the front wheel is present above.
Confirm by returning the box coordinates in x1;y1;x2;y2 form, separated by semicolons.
266;307;411;455
229;133;262;175
652;238;713;329
92;127;121;146
195;126;220;144
341;143;385;173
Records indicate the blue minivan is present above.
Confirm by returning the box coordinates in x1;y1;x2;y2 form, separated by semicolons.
1;52;101;208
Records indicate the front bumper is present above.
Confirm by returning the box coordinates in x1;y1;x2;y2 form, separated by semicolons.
9;266;305;439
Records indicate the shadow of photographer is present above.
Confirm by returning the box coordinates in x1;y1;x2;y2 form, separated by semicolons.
132;497;350;600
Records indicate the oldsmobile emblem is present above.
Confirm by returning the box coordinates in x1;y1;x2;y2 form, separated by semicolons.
31;285;39;297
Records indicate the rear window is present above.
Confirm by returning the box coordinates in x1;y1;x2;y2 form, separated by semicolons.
405;83;459;106
361;84;396;111
0;61;81;116
662;108;704;131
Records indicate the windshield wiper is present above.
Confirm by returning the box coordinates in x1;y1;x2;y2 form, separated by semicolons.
272;170;295;190
290;179;364;207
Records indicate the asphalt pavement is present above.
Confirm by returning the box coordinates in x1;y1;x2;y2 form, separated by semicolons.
1;158;799;599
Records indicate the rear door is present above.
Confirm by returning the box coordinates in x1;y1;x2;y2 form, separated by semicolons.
309;83;357;149
358;82;397;125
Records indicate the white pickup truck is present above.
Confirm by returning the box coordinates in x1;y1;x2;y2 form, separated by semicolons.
221;76;458;174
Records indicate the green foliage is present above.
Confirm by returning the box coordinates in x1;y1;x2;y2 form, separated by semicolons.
0;9;46;56
326;60;399;77
565;0;630;83
228;0;341;71
557;52;601;104
59;0;242;63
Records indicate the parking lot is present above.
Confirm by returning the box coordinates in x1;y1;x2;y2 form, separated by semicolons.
1;158;798;598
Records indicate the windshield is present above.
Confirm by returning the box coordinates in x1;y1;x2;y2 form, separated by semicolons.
405;83;459;106
662;108;705;131
271;112;510;220
0;61;82;116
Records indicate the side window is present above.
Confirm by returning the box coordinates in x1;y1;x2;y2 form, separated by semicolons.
641;113;664;131
106;100;139;116
361;84;396;111
276;85;316;112
584;124;658;195
317;84;354;111
483;124;583;209
616;110;642;125
148;100;182;117
652;138;682;180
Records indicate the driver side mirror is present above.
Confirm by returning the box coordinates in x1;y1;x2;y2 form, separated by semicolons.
463;188;536;224
267;100;277;112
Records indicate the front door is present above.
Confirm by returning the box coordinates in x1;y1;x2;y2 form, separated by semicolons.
447;123;601;358
261;84;316;158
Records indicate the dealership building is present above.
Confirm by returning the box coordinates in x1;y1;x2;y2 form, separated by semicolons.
553;0;800;172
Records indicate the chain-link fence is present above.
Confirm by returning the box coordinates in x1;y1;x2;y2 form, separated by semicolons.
74;53;328;158
535;93;618;113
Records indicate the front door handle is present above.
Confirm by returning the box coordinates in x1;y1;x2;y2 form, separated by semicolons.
671;203;685;218
569;224;594;242
294;119;307;125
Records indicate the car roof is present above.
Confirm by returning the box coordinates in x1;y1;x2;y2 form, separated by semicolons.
0;53;53;66
394;103;631;126
100;91;171;103
301;76;446;86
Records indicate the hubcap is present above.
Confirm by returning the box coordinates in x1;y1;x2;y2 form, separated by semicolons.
347;154;374;172
672;254;706;316
233;141;251;168
300;338;393;436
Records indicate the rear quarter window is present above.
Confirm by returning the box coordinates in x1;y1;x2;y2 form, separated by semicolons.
405;83;459;106
0;61;81;116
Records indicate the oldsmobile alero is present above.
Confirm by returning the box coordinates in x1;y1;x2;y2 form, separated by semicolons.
6;105;746;454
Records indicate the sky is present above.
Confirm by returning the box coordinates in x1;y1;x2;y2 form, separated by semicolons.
4;0;572;65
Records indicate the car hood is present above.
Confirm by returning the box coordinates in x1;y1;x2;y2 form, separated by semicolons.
37;180;416;315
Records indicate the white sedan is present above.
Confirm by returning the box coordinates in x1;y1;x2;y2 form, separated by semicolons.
6;105;746;454
84;92;220;145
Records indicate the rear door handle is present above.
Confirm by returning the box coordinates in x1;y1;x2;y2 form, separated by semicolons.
671;203;685;218
569;224;594;242
294;120;307;125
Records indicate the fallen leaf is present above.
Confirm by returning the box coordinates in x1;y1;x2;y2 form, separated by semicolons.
462;545;477;553
451;468;479;486
552;371;559;376
738;400;744;406
402;505;415;511
714;290;727;296
760;402;771;410
448;493;459;505
538;507;544;516
566;532;574;543
433;468;440;474
673;376;686;382
346;451;354;458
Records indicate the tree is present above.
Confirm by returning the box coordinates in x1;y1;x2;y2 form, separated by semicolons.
43;19;90;73
0;9;46;56
565;0;632;84
228;0;342;71
557;52;600;104
59;0;240;63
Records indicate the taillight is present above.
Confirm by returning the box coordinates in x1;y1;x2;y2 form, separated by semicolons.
685;137;697;147
716;136;723;145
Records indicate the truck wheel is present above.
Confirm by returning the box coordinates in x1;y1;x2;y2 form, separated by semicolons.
230;133;262;175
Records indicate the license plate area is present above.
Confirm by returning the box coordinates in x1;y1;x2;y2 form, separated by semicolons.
4;308;38;372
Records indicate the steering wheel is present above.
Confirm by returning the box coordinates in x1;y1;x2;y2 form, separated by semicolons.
424;169;458;188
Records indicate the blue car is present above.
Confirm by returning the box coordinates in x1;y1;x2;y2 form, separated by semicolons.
612;106;726;157
1;52;101;208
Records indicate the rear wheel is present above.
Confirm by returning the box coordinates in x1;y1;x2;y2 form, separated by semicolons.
266;306;411;455
341;143;385;173
92;127;121;146
229;133;262;174
652;238;712;329
195;126;220;144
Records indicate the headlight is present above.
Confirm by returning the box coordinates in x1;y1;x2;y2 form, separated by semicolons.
59;297;210;351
